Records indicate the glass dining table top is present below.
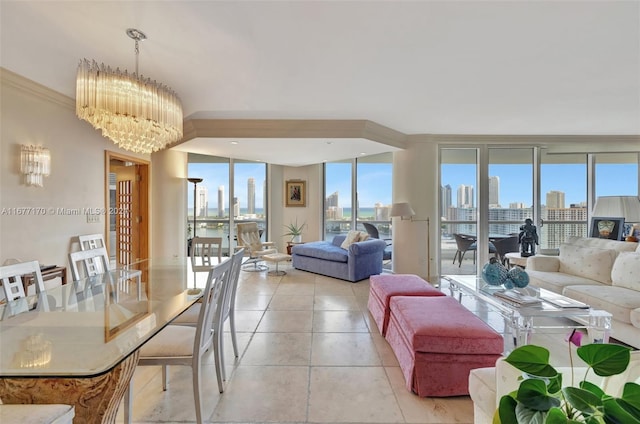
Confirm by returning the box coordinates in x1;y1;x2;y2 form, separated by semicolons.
0;257;215;377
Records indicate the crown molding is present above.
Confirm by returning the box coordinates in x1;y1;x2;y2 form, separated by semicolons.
1;67;74;110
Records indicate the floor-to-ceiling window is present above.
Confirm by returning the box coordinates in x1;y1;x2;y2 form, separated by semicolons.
323;154;393;242
439;145;640;276
187;154;267;255
324;160;353;242
440;148;478;275
540;151;587;248
356;153;393;238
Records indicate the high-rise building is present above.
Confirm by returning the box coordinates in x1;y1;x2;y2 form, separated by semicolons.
326;191;339;208
457;184;474;208
546;190;565;208
233;197;240;217
374;202;391;220
489;176;500;208
217;185;225;217
247;177;255;214
441;184;452;218
196;186;208;217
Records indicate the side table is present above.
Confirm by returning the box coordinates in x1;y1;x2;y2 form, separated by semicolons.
286;241;304;255
23;266;67;294
504;252;528;269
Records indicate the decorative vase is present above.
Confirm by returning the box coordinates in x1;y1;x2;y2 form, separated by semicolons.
508;266;529;288
481;257;508;286
292;235;302;243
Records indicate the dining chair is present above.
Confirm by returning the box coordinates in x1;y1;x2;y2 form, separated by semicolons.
172;248;245;381
0;260;45;301
236;222;277;271
124;257;233;424
78;233;106;250
190;236;223;271
68;247;111;281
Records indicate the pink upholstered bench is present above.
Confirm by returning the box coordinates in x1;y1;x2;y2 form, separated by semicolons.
385;296;503;397
367;274;444;336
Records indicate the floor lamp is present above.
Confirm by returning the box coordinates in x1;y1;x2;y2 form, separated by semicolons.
187;178;203;254
390;202;431;281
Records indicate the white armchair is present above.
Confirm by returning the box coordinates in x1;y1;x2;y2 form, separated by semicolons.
469;350;640;424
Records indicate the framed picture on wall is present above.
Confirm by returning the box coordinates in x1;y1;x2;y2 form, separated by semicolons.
589;217;625;241
285;180;306;207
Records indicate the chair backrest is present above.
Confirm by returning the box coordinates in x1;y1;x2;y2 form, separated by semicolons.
222;248;244;323
191;237;223;269
0;260;44;301
196;257;233;359
492;235;520;259
454;233;476;250
78;233;106;250
68;247;110;281
236;222;264;253
362;222;381;239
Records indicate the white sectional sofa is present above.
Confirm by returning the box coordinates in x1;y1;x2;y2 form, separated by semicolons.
469;351;640;424
527;236;640;348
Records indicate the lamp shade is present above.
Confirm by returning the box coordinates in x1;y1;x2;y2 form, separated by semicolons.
390;202;415;218
592;196;640;222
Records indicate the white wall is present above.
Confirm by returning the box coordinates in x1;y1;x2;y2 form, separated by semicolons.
0;69;148;276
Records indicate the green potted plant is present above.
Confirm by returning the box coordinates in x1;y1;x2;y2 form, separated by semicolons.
495;340;639;423
284;218;306;243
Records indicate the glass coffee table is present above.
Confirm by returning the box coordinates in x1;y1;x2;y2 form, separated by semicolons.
442;275;612;352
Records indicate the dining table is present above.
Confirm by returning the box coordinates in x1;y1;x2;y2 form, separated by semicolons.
0;257;212;424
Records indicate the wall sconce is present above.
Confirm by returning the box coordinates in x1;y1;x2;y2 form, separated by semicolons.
20;145;50;187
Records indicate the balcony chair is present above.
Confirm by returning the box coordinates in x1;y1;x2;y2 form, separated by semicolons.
490;235;520;265
123;257;233;424
236;222;277;272
362;222;392;262
452;234;496;267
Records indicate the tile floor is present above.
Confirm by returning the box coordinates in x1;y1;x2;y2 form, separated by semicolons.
118;263;579;424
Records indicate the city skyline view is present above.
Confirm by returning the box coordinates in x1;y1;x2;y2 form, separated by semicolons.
188;161;637;212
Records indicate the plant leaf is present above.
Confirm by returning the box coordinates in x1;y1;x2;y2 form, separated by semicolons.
497;394;518;424
562;386;602;414
517;379;561;411
547;374;563;395
505;345;558;377
580;380;605;399
602;397;640;424
621;382;640;415
515;402;547;424
544;407;566;424
577;344;631;377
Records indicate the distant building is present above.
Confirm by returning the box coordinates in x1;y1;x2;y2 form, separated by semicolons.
546;190;565;208
489;176;500;208
217;185;225;217
247;177;255;214
457;184;474;208
196;186;208;217
374;202;391;220
441;184;452;218
509;202;526;209
233;197;240;217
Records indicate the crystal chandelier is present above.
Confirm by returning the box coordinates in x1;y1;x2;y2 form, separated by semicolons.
76;28;183;154
21;145;51;187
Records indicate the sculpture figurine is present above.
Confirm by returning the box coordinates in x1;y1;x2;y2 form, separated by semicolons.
519;218;539;257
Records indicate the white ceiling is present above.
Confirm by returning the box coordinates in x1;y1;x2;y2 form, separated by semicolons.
1;1;639;165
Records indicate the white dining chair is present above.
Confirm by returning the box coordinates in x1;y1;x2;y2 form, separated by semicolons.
172;248;245;381
78;233;106;250
190;236;223;271
123;256;233;424
68;247;113;309
0;260;45;301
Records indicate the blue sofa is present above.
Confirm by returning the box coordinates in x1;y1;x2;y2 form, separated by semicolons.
291;235;387;282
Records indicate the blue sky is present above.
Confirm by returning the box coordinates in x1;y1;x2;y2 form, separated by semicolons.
189;161;637;209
